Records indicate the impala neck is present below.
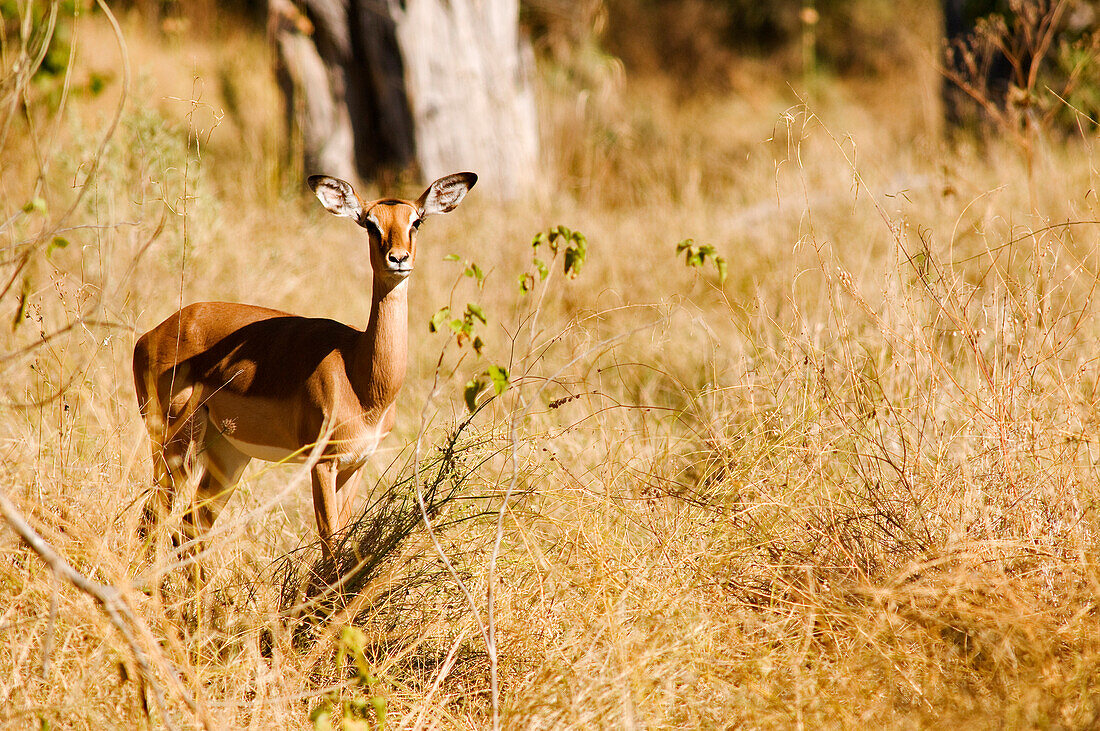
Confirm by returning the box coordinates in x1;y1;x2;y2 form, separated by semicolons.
354;277;408;414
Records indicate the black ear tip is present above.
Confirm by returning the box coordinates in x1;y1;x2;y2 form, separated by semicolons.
464;172;478;188
307;174;324;191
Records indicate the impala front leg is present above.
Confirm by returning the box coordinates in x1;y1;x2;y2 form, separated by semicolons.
336;468;365;529
308;461;359;604
311;461;341;562
312;462;361;558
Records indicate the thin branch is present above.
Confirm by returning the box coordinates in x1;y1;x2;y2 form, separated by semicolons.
0;489;212;731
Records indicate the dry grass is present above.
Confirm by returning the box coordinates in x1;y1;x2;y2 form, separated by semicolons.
4;6;1100;730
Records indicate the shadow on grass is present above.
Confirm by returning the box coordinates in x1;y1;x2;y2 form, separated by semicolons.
270;406;507;644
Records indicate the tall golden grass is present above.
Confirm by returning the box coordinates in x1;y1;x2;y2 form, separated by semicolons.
3;5;1100;729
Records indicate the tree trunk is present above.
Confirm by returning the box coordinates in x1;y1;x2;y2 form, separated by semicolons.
392;0;539;197
271;0;538;199
272;0;358;182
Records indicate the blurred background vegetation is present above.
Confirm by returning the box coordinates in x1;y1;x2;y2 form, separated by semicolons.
10;0;1100;199
27;1;1100;200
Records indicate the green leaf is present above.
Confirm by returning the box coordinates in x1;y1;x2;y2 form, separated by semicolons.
310;703;334;731
12;276;30;331
22;197;46;214
473;335;484;354
428;307;451;333
47;237;69;257
340;627;366;654
464;378;485;412
487;365;509;395
531;225;590;280
370;696;388;727
563;244;586;278
354;660;374;685
448;318;465;335
443;253;461;262
676;239;725;282
466;303;487;324
518;272;535;294
88;71;109;96
465;261;486;287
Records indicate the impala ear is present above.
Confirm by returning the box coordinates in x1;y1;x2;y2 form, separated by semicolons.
308;175;364;220
416;172;477;217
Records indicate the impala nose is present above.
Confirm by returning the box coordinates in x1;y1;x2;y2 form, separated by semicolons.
386;250;411;269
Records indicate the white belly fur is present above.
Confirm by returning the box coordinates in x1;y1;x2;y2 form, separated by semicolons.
221;428;385;468
222;433;308;463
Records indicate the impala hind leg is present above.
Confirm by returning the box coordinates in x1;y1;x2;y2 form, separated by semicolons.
138;446;173;541
137;377;205;540
135;408;210;602
168;422;251;592
182;424;251;546
139;407;203;543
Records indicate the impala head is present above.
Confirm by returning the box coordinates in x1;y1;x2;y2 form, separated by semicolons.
308;172;477;284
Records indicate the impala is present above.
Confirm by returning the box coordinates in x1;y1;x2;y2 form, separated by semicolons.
133;172;477;564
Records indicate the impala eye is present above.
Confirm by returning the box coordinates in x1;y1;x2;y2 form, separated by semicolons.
411;218;422;230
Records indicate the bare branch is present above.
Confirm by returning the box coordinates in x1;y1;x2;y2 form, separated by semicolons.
0;489;213;731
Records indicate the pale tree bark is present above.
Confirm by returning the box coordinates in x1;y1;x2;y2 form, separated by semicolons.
270;0;538;199
393;0;539;197
271;0;358;182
